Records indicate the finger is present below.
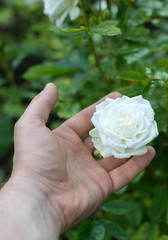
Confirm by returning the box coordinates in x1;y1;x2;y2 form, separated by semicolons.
83;135;94;153
109;147;155;193
22;83;58;125
83;135;128;171
98;157;128;172
60;92;122;138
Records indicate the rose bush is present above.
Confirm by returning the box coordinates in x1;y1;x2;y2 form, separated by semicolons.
43;0;80;27
89;95;158;159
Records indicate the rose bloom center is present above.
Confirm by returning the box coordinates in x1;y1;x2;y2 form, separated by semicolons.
110;108;144;139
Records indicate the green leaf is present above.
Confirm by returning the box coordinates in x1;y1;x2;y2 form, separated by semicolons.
118;71;148;82
96;220;129;240
143;81;167;133
23;64;73;81
126;202;143;227
91;20;121;36
158;5;168;17
0;7;13;23
132;170;145;184
71;73;86;94
78;219;92;240
102;199;135;215
64;229;78;240
51;26;88;36
115;86;143;97
77;220;105;240
57;102;81;119
133;222;159;240
148;191;168;222
158;235;168;240
89;224;105;240
125;28;149;42
125;48;150;64
154;106;167;133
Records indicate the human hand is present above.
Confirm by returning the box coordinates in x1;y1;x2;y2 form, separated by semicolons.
3;83;155;239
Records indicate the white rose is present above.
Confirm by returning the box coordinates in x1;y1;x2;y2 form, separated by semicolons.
89;95;158;159
43;0;80;27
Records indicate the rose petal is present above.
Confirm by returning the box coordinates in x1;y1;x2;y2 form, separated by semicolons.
90;95;158;159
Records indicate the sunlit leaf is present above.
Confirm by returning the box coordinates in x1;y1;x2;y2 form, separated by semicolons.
133;222;159;240
51;26;88;36
158;235;168;240
91;20;121;36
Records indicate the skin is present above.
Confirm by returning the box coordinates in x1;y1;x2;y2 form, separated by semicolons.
0;83;155;239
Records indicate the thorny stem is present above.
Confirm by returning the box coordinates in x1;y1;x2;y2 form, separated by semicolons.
80;0;112;91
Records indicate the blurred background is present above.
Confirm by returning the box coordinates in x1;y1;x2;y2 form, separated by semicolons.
0;0;168;239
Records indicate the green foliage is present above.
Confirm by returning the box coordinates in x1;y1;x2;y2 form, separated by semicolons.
23;64;74;81
158;235;168;240
132;222;159;240
101;200;135;215
78;220;105;240
147;190;168;222
96;220;129;240
118;71;148;83
90;20;121;36
1;0;168;239
51;20;121;37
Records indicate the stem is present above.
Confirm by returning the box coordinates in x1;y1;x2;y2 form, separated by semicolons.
99;0;101;13
80;0;111;91
165;83;168;130
106;0;112;18
80;0;90;29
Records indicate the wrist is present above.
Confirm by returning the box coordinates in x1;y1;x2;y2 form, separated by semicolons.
0;175;62;240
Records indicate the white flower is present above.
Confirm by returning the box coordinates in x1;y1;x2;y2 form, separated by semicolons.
43;0;80;27
94;0;107;10
89;95;158;159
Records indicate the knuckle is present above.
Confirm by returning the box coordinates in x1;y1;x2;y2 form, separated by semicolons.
28;114;43;128
33;93;52;112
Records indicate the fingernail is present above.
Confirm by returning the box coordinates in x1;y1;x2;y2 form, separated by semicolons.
44;83;52;89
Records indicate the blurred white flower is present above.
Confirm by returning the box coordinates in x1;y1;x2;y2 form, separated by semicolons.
43;0;80;26
94;0;107;10
89;95;158;159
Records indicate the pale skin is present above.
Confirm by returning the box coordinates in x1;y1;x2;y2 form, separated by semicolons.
0;83;155;239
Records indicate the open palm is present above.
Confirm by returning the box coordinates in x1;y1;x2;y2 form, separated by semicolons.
13;83;155;233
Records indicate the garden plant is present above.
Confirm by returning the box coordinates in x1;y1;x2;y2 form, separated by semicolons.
0;0;168;239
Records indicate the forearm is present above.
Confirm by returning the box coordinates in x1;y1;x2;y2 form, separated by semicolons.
0;177;61;240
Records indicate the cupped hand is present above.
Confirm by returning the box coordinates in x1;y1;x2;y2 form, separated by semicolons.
11;83;155;234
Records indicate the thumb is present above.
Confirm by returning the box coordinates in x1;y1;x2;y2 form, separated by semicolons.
23;83;58;125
